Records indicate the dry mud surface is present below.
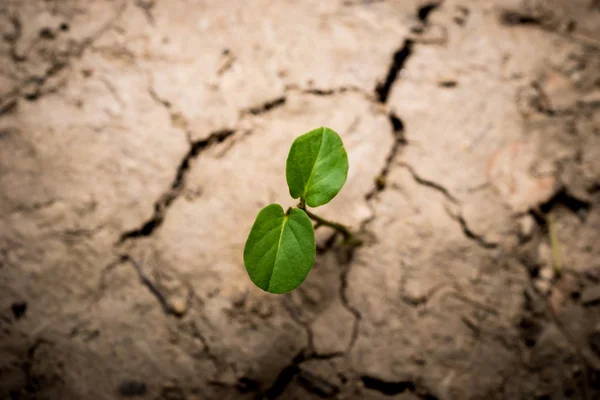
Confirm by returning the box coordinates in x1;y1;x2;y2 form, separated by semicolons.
1;0;600;399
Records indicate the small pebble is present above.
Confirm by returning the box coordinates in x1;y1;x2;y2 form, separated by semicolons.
169;297;187;317
539;265;554;281
534;279;551;295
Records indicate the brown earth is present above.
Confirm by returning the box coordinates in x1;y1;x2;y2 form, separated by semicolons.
1;0;600;399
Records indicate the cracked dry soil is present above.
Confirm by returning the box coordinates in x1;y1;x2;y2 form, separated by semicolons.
1;0;600;399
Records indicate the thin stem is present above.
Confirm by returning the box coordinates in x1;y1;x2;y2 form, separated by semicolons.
304;209;354;239
548;214;562;277
298;197;306;209
297;201;361;245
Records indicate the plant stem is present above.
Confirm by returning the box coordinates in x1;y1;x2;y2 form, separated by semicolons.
297;202;361;245
304;209;354;239
548;214;562;277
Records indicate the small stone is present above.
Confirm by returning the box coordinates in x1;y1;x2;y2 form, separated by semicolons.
518;214;535;239
169;297;187;317
538;265;554;281
581;285;600;307
534;279;551;295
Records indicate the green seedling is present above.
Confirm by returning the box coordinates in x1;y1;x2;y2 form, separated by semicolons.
243;127;359;294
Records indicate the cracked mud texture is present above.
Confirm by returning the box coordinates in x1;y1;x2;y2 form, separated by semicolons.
1;0;600;399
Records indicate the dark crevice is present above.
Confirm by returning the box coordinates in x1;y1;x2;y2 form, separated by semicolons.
539;188;590;221
500;10;542;26
297;370;340;398
305;88;336;96
256;352;305;400
361;377;414;395
11;301;27;319
397;163;498;249
122;255;177;316
119;255;200;323
283;84;375;101
119;129;235;242
417;2;441;23
236;377;261;393
375;40;413;103
366;112;407;199
9;3;126;102
389;112;405;132
135;0;156;25
281;298;315;353
361;376;439;399
399;162;458;204
452;212;498;249
316;232;339;254
23;338;52;394
374;2;440;103
246;97;286;115
340;260;362;352
255;350;344;399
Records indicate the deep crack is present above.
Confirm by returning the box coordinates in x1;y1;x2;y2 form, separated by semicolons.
339;259;362;353
417;2;441;23
361;376;439;399
500;10;543;26
399;162;459;204
375;39;413;103
10;1;126;102
255;351;305;400
538;187;591;222
448;211;498;249
123;255;178;316
255;350;342;400
118;129;235;242
245;97;287;116
366;111;407;199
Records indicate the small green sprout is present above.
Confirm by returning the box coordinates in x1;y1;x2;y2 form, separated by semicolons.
243;127;358;294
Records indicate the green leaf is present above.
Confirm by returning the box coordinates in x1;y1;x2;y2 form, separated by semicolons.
286;127;349;207
244;204;315;294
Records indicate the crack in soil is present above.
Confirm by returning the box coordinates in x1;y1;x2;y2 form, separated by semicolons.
283;83;378;103
146;72;194;142
8;1;126;102
366;112;407;199
323;5;448;359
122;254;180;316
417;2;441;23
339;256;362;354
375;39;413;104
244;96;287;116
398;162;458;204
21;338;52;394
536;187;591;223
397;162;499;249
361;375;439;399
254;350;342;400
446;209;499;249
118;128;235;243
